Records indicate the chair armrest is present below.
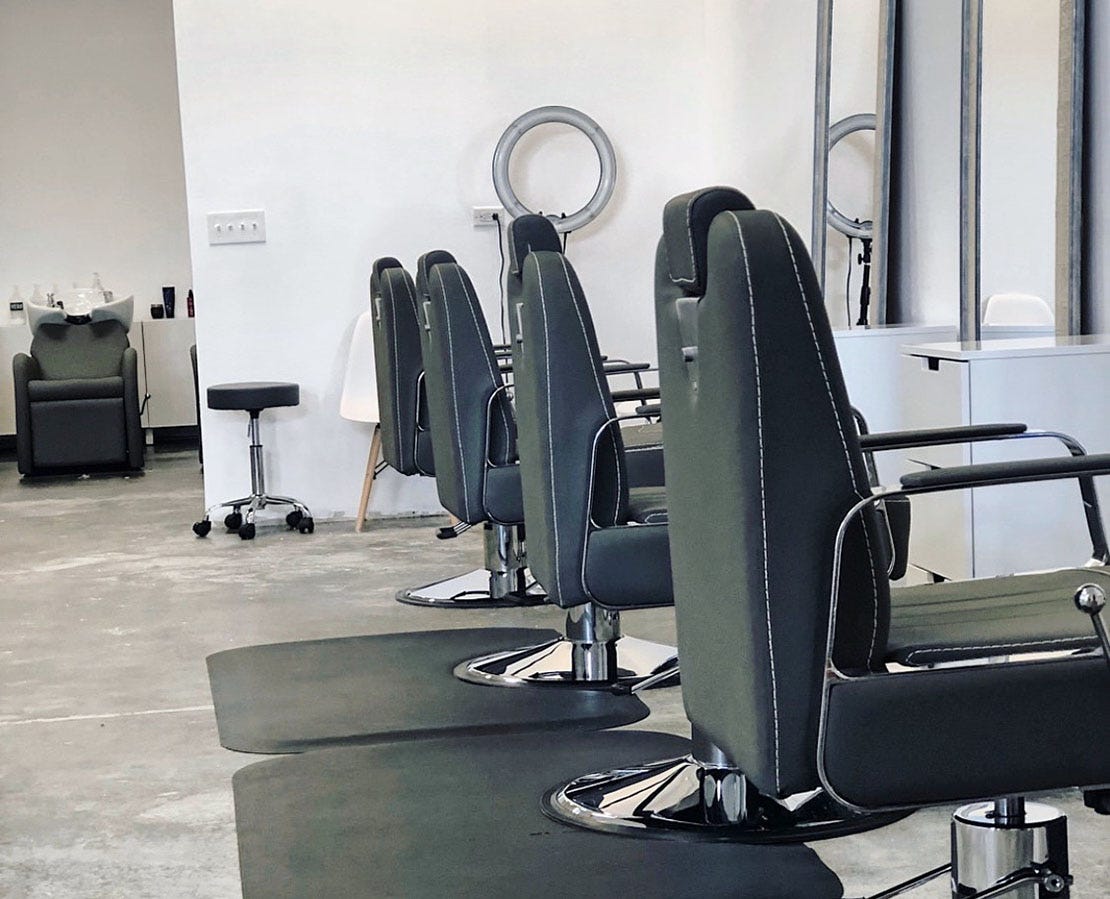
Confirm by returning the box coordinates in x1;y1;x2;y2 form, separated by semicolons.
12;354;40;474
636;403;662;417
13;352;41;386
610;387;660;404
602;361;652;376
859;423;1027;452
899;454;1110;492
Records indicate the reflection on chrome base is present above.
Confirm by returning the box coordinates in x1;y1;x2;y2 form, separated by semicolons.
453;635;678;689
396;567;545;609
543;756;908;843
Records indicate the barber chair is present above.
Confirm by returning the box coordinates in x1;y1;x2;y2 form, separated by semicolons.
369;255;535;608
545;192;1110;896
505;214;666;485
452;239;678;689
13;297;144;476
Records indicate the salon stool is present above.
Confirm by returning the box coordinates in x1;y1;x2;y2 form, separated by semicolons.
192;381;313;540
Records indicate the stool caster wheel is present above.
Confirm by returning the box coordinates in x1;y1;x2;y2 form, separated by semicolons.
297;517;315;534
285;510;303;529
192;520;212;538
224;511;243;531
238;522;256;541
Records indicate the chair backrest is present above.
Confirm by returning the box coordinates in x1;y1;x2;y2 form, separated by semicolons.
31;319;129;380
419;257;516;523
655;194;890;798
515;249;628;606
982;292;1054;326
370;257;433;475
506;214;562;338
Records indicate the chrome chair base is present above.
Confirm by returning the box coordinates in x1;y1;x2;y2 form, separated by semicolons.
865;799;1071;899
454;635;679;689
396;568;546;609
543;756;908;843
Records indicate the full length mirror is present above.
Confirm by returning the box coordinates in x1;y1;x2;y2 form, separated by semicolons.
812;0;895;330
977;0;1060;329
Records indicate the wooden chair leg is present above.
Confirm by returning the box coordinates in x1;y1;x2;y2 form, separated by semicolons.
355;424;381;533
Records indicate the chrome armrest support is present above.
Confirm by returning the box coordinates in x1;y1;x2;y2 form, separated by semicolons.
816;463;1110;814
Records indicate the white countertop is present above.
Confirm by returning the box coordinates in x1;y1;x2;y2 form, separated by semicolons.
902;334;1110;361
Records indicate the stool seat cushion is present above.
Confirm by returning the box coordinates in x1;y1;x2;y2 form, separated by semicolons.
207;382;300;411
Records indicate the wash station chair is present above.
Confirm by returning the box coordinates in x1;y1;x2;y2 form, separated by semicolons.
545;192;1110;896
13;297;144;476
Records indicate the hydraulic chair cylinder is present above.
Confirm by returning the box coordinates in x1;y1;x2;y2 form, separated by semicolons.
951;800;1069;898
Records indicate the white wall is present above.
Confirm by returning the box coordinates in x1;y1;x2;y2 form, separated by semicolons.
174;0;743;519
0;0;191;318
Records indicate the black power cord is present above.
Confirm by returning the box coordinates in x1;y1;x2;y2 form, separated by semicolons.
845;234;854;330
494;212;507;345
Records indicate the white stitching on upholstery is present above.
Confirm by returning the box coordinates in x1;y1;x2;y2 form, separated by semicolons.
433;267;471;521
455;266;511;458
772;213;883;671
532;258;563;598
731;213;781;794
557;254;622;532
382;273;405;467
904;636;1090;663
400;272;431;474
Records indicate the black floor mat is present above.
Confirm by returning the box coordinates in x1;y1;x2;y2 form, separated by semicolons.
233;729;845;898
208;628;650;753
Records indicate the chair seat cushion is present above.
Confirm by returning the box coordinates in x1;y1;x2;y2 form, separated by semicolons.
207;381;300;410
416;429;435;477
622;421;664;488
628;487;667;524
886;567;1106;665
584;524;673;609
484;464;524;524
28;377;123;401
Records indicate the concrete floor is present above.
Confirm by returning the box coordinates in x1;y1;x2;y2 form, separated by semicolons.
0;450;1106;898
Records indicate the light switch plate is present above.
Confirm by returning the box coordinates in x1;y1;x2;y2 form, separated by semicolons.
207;210;266;245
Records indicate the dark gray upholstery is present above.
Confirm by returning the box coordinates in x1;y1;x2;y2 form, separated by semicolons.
514;249;672;611
418;256;519;526
656;192;1110;809
13;319;143;475
207;382;299;411
888;567;1108;665
370;260;434;477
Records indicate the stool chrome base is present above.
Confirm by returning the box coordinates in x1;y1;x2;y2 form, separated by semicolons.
543;755;908;843
454;604;679;690
192;409;312;541
194;493;314;540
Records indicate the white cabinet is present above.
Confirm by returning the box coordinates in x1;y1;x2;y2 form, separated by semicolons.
137;319;197;428
900;336;1110;581
0;317;197;436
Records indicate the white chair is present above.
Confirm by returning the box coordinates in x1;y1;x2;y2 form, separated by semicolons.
982;292;1053;326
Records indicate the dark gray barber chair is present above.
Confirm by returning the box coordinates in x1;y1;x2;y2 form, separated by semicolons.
506;214;666;486
458;243;678;688
13;316;144;476
370;255;536;608
547;194;1110;894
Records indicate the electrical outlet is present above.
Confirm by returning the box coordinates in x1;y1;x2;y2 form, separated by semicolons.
207;210;267;245
472;206;503;227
